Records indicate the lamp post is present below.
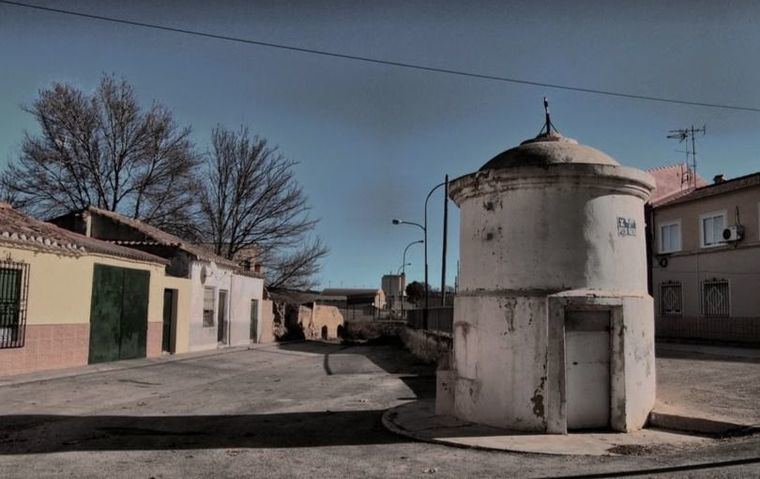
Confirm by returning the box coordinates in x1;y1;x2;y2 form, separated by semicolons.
392;177;448;329
402;240;423;275
399;239;423;315
396;262;412;275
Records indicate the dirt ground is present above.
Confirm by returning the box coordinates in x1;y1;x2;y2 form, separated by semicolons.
1;341;759;478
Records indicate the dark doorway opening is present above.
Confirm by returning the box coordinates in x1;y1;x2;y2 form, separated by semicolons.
162;289;177;353
250;299;259;342
217;290;228;344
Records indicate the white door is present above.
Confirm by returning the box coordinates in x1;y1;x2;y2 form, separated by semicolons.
565;310;610;430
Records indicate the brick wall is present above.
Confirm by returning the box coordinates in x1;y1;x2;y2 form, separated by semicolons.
147;322;163;358
0;323;89;376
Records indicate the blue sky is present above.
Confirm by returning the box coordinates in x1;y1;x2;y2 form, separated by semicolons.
2;0;759;289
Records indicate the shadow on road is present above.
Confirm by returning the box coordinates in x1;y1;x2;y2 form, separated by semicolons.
0;409;408;454
276;340;436;400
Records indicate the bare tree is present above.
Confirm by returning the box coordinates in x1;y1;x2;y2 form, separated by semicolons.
200;126;328;289
2;75;199;235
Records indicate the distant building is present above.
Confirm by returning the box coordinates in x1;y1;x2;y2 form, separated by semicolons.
320;288;386;309
0;203;168;376
297;303;344;340
266;288;320;340
381;274;406;310
650;171;760;344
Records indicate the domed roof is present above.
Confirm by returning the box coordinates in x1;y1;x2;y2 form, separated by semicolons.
479;131;619;171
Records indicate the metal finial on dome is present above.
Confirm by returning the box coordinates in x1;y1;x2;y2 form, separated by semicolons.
538;96;560;137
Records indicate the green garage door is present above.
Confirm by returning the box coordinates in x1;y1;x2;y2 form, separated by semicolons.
89;264;150;364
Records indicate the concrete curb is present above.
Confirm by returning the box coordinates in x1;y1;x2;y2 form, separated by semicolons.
648;411;760;437
0;340;303;387
381;406;528;455
381;400;711;457
656;342;760;361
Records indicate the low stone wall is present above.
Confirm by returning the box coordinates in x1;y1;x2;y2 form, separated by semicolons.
399;327;451;364
343;320;405;341
342;320;451;364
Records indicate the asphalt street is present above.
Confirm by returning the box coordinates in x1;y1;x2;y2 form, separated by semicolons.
1;341;759;478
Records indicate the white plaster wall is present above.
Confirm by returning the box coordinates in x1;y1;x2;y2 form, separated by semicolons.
229;274;264;346
452;295;548;431
188;262;234;352
457;170;649;293
622;295;656;430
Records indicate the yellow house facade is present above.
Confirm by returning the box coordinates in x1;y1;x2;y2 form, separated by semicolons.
0;204;173;376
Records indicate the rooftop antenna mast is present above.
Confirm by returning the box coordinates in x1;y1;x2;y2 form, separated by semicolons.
667;125;706;188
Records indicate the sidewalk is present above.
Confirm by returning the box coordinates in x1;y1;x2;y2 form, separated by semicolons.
383;399;708;456
653;341;760;432
383;341;760;456
0;342;296;388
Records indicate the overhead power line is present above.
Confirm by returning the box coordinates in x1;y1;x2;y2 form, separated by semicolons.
3;0;760;113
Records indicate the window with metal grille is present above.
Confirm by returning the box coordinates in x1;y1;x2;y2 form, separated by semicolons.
0;260;30;349
702;279;730;317
660;281;682;316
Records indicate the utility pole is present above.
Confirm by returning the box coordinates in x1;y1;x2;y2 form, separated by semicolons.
440;174;449;306
667;125;706;188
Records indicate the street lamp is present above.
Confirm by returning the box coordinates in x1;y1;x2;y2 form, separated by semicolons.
396;262;412;275
392;175;449;328
399;239;423;315
401;240;423;275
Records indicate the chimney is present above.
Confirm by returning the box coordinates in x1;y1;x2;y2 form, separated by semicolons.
713;174;725;184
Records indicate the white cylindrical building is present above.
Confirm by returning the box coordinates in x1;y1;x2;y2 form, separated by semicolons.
437;125;656;433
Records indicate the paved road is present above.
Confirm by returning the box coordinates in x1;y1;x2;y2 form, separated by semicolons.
656;342;760;426
1;341;759;478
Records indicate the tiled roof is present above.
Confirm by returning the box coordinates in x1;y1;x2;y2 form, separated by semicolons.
84;206;239;268
0;204;168;264
268;288;322;305
647;163;709;206
654;171;760;208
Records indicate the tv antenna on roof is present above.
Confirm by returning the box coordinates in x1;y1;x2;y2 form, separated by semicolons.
667;125;706;188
